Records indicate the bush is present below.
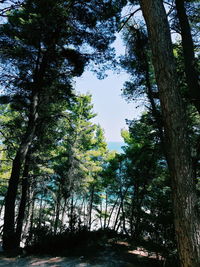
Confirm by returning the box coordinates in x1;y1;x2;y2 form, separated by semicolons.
25;227;118;256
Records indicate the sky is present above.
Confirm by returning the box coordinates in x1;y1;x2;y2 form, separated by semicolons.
75;35;143;142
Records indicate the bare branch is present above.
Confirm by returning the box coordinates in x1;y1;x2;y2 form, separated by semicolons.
118;8;141;32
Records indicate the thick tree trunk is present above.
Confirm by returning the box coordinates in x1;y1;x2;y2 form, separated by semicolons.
139;1;200;266
175;0;200;113
2;92;38;251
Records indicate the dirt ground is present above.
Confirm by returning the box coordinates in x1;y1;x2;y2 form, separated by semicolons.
0;255;159;267
0;256;112;266
0;241;163;266
0;252;162;266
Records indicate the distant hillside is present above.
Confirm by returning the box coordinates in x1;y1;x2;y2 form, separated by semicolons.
107;142;125;153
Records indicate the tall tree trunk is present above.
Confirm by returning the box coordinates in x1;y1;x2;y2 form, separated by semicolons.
175;0;200;113
121;199;128;236
26;195;36;247
113;187;129;232
133;184;141;240
106;196;119;229
15;151;31;248
103;191;108;229
99;200;103;229
69;195;74;233
38;192;43;229
88;185;94;231
54;184;62;234
139;1;200;266
2;91;39;251
61;198;68;227
23;189;32;240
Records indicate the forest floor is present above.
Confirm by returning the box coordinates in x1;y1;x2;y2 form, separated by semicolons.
0;240;163;266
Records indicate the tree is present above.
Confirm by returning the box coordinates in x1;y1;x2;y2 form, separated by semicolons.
138;0;200;266
51;94;98;233
121;114;175;258
24;94;109;238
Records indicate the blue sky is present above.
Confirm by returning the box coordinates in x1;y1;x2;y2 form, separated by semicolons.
75;34;143;142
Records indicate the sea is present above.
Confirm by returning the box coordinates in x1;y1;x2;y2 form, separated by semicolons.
107;142;126;153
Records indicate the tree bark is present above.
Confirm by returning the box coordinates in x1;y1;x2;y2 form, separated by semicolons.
175;0;200;113
139;1;200;266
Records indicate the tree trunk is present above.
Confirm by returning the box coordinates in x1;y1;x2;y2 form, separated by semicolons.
88;185;94;231
54;184;62;234
103;191;108;229
2;91;39;251
175;0;200;113
139;1;200;266
133;184;141;240
121;200;128;236
113;202;121;232
61;198;68;227
106;196;119;229
38;192;43;229
15;151;31;248
69;195;74;233
26;195;36;247
113;187;129;232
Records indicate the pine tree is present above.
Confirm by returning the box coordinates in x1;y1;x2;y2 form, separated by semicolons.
138;0;200;266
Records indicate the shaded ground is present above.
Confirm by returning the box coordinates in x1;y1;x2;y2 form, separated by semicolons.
0;240;163;266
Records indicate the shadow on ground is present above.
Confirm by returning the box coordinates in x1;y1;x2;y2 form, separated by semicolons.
0;240;163;266
0;228;179;266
